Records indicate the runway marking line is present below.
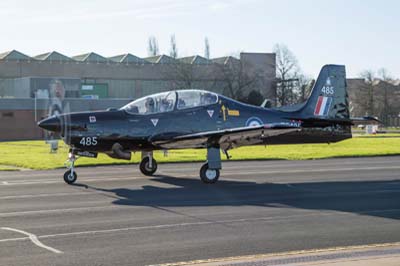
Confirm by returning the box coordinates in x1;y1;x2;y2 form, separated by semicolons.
147;242;400;266
1;227;63;254
2;165;400;186
0;205;122;217
0;191;96;200
0;175;154;186
0;209;399;243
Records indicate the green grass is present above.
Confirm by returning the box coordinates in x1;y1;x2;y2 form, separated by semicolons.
0;167;20;171
0;135;400;170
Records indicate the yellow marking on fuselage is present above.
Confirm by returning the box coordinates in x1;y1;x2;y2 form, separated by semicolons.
227;109;240;116
221;105;226;121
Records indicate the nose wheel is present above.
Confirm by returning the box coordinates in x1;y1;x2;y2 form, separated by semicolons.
63;151;78;185
140;156;158;176
64;170;77;184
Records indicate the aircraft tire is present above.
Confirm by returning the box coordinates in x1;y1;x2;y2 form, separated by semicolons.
140;157;158;176
200;163;220;184
63;170;77;185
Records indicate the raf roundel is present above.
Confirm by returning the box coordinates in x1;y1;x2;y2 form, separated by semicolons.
245;117;263;127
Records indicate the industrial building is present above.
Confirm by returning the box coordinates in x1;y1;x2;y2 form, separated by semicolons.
1;50;399;141
0;50;276;140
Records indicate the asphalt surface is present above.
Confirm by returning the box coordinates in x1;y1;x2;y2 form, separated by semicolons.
0;157;399;266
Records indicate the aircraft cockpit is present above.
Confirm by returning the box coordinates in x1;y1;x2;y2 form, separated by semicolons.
121;90;218;115
176;90;218;110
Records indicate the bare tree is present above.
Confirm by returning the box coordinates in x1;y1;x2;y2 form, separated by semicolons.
171;62;195;89
359;70;376;116
204;37;210;59
296;74;313;102
147;36;159;56
356;68;400;125
169;34;178;59
216;57;263;102
162;59;218;91
378;68;391;80
377;68;393;124
273;43;301;106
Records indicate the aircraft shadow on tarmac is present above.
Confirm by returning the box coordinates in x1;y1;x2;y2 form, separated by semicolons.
75;175;400;220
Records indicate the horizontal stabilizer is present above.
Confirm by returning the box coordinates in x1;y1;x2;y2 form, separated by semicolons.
351;116;382;125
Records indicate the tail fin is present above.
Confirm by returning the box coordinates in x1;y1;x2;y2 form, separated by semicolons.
300;65;349;120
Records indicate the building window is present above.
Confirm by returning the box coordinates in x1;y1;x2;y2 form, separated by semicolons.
2;112;14;118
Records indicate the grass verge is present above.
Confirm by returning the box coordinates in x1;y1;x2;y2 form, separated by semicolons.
0;135;399;170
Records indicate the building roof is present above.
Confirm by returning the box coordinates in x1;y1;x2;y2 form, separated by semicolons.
108;53;148;64
392;79;400;86
347;78;400;90
144;54;177;64
34;51;74;62
179;55;212;64
0;50;32;61
0;50;249;66
212;56;240;65
72;52;108;63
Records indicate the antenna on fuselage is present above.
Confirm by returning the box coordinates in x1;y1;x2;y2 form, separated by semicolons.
260;99;272;108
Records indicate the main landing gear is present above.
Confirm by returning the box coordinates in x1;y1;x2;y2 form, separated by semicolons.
140;151;158;176
199;147;221;184
64;152;78;184
137;148;222;184
61;148;222;185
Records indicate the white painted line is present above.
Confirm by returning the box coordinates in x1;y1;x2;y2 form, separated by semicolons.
0;157;398;178
0;236;28;243
0;208;397;244
0;176;149;186
0;205;120;217
1;165;400;186
2;215;329;243
0;188;399;217
1;227;63;254
223;165;400;175
0;192;95;200
2;181;8;185
166;161;400;172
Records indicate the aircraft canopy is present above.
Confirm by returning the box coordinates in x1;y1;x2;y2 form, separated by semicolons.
121;90;218;115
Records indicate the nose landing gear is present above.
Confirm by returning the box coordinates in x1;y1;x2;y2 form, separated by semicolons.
140;151;158;176
64;152;78;184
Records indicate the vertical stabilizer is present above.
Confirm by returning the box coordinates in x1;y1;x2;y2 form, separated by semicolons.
300;65;349;120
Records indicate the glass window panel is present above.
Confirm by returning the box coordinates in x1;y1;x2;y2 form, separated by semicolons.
177;90;218;110
121;91;176;115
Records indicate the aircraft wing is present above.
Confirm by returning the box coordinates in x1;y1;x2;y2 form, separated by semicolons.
152;124;301;149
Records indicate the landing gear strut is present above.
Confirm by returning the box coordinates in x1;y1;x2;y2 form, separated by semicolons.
200;147;221;184
64;151;78;185
140;151;158;176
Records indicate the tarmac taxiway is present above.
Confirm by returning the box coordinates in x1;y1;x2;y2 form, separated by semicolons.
0;156;399;265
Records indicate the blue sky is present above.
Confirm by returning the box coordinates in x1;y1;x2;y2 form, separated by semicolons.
0;0;399;78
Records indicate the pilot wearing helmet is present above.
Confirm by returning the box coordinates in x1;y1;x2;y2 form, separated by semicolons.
144;97;155;114
201;92;216;105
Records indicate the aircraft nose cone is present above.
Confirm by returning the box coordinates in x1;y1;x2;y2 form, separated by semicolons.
38;116;61;132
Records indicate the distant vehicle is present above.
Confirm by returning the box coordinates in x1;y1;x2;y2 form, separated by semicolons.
38;65;377;185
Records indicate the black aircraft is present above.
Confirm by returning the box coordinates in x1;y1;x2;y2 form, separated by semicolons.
38;65;376;185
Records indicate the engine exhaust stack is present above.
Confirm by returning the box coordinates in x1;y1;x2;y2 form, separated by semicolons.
106;143;131;160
